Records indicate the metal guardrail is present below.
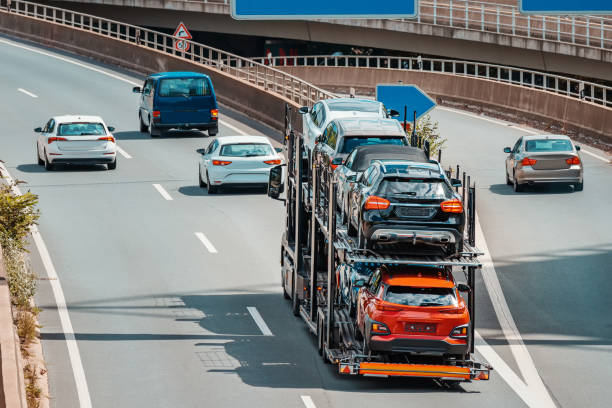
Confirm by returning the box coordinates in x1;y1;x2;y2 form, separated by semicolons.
120;0;612;51
413;0;612;50
0;0;334;106
253;55;612;107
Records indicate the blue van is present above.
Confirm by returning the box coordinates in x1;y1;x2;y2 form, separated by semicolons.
133;72;218;137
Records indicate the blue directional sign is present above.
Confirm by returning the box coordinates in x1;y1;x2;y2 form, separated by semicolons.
231;0;418;20
520;0;612;15
376;84;436;122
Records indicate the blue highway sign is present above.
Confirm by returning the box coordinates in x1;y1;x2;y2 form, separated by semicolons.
376;84;437;122
520;0;612;15
231;0;418;20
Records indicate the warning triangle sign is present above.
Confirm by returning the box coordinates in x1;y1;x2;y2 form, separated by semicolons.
173;22;192;39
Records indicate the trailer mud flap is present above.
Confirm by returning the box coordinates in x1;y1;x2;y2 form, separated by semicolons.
356;363;488;380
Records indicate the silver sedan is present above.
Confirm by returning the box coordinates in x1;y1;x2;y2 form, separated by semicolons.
504;134;583;192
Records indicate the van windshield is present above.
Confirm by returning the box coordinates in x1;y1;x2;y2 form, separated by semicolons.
159;78;210;97
340;137;406;154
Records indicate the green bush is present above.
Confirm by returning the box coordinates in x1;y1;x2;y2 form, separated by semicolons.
415;114;447;158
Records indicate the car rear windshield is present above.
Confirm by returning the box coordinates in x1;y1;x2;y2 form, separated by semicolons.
385;286;457;307
159;77;211;97
220;143;273;157
57;123;106;136
525;139;573;152
327;100;380;112
340;137;406;154
377;178;452;199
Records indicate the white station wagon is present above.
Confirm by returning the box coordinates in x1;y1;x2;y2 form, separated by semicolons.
35;115;117;171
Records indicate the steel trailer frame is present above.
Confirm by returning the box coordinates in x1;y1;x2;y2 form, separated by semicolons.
278;127;491;381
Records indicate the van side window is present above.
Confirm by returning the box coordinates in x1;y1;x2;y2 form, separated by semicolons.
143;79;153;96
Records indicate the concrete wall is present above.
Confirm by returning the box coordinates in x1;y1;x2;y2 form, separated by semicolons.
0;10;302;134
44;0;612;82
279;66;612;147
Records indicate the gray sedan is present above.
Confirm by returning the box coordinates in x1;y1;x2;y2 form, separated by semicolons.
504;134;583;192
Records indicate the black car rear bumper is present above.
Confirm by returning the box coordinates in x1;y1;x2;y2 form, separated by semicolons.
366;224;462;246
368;336;469;356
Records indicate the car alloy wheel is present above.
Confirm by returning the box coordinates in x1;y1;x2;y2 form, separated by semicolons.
206;173;217;194
44;151;54;171
513;172;523;192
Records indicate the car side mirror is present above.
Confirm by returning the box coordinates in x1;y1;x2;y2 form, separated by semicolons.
457;283;470;292
299;106;309;114
451;178;462;187
196;148;206;155
275;147;283;153
132;86;141;94
503;147;511;154
107;126;115;132
267;165;285;200
575;145;581;151
34;127;42;133
388;109;400;118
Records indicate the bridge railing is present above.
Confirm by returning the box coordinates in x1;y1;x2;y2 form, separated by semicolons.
126;0;612;51
253;55;612;108
0;0;334;106
413;0;612;50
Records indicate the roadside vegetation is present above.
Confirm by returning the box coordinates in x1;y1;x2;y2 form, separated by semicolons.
415;114;446;157
0;169;45;408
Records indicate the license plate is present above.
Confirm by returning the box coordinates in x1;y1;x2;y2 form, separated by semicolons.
396;207;435;218
405;323;437;333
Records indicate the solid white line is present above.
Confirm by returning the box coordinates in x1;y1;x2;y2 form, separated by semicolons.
581;148;610;163
0;162;93;408
475;214;556;408
194;232;218;254
300;396;317;408
152;184;172;201
115;145;132;159
1;37;247;137
17;88;38;98
247;306;273;336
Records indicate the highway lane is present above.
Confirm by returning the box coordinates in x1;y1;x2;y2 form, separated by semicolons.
432;107;612;408
1;35;610;408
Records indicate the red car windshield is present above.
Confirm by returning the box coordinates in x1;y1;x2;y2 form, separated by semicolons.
385;286;457;307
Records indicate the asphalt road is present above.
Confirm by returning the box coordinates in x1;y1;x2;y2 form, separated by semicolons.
1;35;611;408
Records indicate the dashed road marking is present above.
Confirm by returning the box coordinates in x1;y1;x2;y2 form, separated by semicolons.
116;145;132;159
195;232;218;254
152;184;173;201
18;88;38;98
300;396;317;408
247;307;273;336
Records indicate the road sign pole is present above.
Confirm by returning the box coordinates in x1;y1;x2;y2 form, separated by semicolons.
403;105;407;134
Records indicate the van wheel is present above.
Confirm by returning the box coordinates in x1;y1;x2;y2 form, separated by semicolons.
208;127;218;137
139;113;147;132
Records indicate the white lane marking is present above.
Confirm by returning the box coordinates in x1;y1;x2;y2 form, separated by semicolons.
300;396;317;408
1;37;245;136
194;232;218;254
152;183;172;201
0;162;93;408
115;145;132;159
581;148;610;163
17;87;38;98
247;307;273;336
475;214;556;408
220;119;248;136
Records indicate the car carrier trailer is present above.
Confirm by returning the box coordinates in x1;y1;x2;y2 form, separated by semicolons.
268;125;491;382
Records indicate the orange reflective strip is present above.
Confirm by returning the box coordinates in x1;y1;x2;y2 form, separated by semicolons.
358;363;471;379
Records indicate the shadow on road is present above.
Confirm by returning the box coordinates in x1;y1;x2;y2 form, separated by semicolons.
178;185;266;197
114;130;209;140
16;163;107;173
489;183;576;195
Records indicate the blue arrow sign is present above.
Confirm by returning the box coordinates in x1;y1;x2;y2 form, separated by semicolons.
376;84;437;122
231;0;418;20
520;0;612;14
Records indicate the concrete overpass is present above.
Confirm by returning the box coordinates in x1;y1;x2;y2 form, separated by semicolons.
34;0;612;81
